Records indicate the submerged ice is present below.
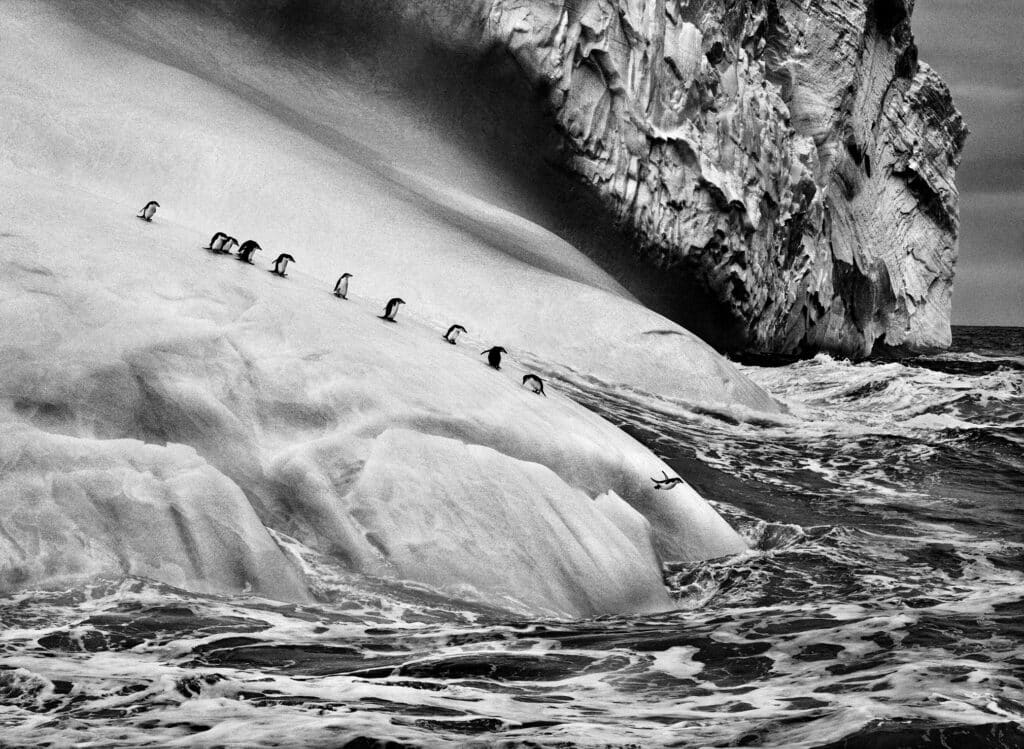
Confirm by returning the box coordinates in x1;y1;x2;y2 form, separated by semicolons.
0;3;784;616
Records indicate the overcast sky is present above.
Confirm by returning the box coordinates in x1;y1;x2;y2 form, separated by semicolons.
912;0;1023;326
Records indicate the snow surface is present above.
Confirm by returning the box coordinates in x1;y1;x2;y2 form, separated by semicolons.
0;2;778;617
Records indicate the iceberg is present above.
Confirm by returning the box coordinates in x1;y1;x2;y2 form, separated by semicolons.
0;2;777;617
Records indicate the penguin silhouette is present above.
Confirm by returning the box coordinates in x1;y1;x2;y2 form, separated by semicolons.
443;324;467;344
334;273;353;299
137;201;159;222
237;240;261;263
271;253;294;276
522;374;546;396
481;346;507;370
380;297;405;322
222;236;239;255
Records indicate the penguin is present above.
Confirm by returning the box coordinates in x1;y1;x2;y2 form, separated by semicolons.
137;201;159;221
205;232;228;251
222;236;239;255
651;471;685;490
522;374;546;396
237;240;261;263
481;346;507;370
270;253;295;276
379;297;405;322
333;273;353;299
443;324;467;344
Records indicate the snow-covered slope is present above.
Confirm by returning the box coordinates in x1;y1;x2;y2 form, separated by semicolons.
0;2;776;617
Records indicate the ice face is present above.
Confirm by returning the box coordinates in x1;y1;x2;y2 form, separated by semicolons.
0;423;309;602
0;3;770;616
278;427;674;617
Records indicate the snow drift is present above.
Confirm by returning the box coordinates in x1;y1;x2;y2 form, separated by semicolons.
0;2;778;617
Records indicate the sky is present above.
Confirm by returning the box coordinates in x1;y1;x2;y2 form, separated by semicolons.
912;0;1023;326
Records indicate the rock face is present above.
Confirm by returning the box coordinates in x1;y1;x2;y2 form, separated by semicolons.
476;0;967;356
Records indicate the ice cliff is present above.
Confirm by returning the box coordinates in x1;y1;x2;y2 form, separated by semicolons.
0;2;785;618
482;0;968;356
260;0;966;356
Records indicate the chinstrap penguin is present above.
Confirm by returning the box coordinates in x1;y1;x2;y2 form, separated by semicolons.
522;374;546;396
205;231;228;251
270;252;294;276
137;201;159;221
380;297;405;322
481;346;507;370
237;240;261;263
443;324;467;344
334;273;353;299
650;471;684;490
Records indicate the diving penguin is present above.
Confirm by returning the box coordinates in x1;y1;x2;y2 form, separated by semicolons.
650;471;685;490
481;346;507;370
137;200;160;222
379;297;405;322
443;324;467;344
522;374;546;396
270;252;294;276
333;273;353;299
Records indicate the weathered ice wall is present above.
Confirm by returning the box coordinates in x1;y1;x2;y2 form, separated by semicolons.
475;0;967;356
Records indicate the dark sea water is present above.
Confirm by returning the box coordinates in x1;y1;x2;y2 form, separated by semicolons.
2;326;1022;747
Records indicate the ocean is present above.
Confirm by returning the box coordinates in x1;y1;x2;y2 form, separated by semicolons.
2;325;1022;748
